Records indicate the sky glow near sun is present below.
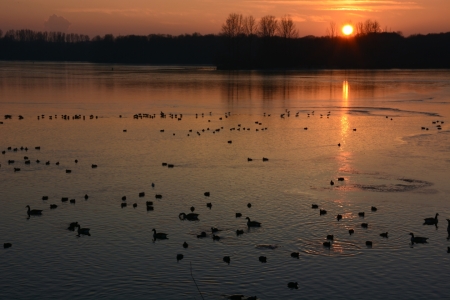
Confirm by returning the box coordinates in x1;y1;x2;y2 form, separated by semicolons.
0;0;449;37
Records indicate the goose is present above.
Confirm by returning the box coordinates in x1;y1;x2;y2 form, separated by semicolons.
409;233;428;244
380;232;388;238
223;256;230;264
259;256;267;263
349;229;355;235
76;225;91;237
182;241;188;248
152;229;168;240
423;213;439;226
291;252;300;259
68;222;78;231
246;217;261;227
179;212;199;221
176;254;184;262
287;282;298;289
447;219;450;240
26;205;42;216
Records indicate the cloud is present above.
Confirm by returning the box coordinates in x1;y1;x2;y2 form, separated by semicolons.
44;14;71;32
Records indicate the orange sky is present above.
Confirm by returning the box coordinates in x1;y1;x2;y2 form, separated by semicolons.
1;0;449;37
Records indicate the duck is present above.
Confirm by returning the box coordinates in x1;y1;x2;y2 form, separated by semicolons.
259;256;267;263
76;224;91;237
211;227;220;233
3;243;12;249
50;204;58;209
197;232;207;238
380;232;388;238
326;235;334;240
409;233;428;244
323;241;331;248
366;241;373;247
68;222;78;231
371;206;378;211
247;203;252;208
235;213;242;218
223;256;231;264
204;192;210;197
122;196;127;201
349;229;355;235
311;204;318;209
320;209;327;215
212;234;221;241
179;212;199;221
423;213;439;226
287;282;298;289
26;205;42;216
133;203;137;208
291;252;300;259
236;229;244;236
183;241;188;248
330;180;334;186
121;203;127;208
206;203;212;209
176;254;184;262
447;247;450;253
358;212;365;217
337;214;342;221
361;223;368;228
246;217;261;227
190;206;195;212
152;229;168;240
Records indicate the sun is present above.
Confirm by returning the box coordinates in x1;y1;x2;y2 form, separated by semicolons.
342;25;354;36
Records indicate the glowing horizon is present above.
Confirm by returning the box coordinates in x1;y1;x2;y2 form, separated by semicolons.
0;0;449;37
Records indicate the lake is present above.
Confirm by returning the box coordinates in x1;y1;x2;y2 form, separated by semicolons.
1;62;449;300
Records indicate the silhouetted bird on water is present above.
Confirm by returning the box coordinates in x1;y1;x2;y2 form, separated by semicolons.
259;256;267;263
447;219;450;240
288;282;298;289
361;223;368;228
179;212;199;221
183;241;188;248
312;204;318;209
349;229;355;235
246;217;261;227
76;224;90;237
4;243;12;249
337;214;342;221
423;213;439;226
291;252;299;259
190;206;195;212
366;241;373;247
330;180;334;186
380;232;388;238
152;229;168;240
223;256;230;264
176;254;183;262
410;233;428;244
26;205;42;216
371;206;378;211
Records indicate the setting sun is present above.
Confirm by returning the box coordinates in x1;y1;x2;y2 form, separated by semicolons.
342;25;354;35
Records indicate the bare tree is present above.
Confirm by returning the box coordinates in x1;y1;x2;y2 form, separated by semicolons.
243;15;257;36
258;15;278;38
278;15;298;39
364;19;381;34
221;13;244;38
355;22;364;36
325;21;337;38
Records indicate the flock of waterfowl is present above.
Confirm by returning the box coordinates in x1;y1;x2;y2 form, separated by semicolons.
2;110;448;300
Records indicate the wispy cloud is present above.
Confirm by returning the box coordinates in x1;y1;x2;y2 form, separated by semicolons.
244;0;423;11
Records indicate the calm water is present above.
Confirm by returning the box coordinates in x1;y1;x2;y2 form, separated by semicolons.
1;62;450;299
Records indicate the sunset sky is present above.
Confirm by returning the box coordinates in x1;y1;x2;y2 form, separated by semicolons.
1;0;449;37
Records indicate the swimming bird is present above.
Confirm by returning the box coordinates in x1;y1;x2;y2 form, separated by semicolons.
84;194;89;200
236;213;242;218
50;204;57;209
133;203;137;208
320;209;327;215
26;205;42;216
179;212;199;221
349;229;354;235
287;282;298;289
323;241;331;248
176;254;184;262
327;235;334;240
197;232;207;238
190;206;195;212
236;229;244;236
223;256;230;264
312;204;318;209
380;232;388;238
152;229;168;240
409;233;428;244
423;213;439;226
4;243;12;249
337;177;344;181
291;252;300;259
206;202;212;209
366;241;373;247
204;192;210;197
68;222;78;231
371;206;378;211
70;199;76;204
337;214;342;221
155;194;162;199
361;223;368;228
358;212;365;217
212;234;221;241
448;247;450;253
76;225;91;237
247;203;252;208
246;217;261;227
121;203;127;208
211;227;220;233
183;241;188;248
447;219;450;240
330;180;334;186
259;256;267;263
122;196;126;201
42;196;48;200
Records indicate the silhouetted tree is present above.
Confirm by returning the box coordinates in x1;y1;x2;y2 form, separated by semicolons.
278;15;298;39
258;15;278;38
326;22;337;38
243;15;257;36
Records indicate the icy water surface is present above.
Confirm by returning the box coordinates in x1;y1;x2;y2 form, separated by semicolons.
1;62;450;299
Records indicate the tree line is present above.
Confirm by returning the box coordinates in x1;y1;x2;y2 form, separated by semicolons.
0;14;449;69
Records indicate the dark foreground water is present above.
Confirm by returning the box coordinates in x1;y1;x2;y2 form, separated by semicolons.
1;62;450;299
